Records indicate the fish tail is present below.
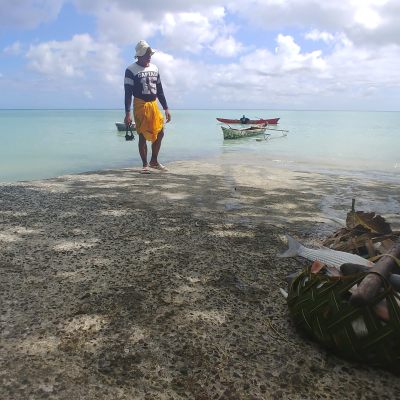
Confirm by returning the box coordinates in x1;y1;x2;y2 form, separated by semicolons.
277;235;303;258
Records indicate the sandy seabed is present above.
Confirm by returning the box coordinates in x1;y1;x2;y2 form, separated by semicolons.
1;155;400;400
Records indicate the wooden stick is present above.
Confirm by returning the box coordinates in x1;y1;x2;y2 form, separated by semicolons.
341;263;400;292
349;238;400;308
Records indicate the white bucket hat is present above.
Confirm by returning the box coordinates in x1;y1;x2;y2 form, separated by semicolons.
134;40;155;58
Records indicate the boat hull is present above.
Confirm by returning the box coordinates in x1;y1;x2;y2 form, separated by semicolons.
221;125;267;139
115;122;136;131
217;117;280;125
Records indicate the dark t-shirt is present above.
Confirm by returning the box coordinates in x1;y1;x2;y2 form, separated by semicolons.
124;62;168;112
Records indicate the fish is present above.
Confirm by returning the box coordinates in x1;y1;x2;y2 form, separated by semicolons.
277;234;375;271
278;236;396;325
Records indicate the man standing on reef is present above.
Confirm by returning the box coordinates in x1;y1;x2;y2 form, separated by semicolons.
124;40;171;174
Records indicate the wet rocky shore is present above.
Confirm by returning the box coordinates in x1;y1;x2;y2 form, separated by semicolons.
1;158;400;399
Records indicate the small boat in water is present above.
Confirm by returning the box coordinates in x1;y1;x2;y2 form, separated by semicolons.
115;122;136;131
217;117;280;125
221;123;268;139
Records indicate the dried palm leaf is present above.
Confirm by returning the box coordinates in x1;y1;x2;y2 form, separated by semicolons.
346;199;392;234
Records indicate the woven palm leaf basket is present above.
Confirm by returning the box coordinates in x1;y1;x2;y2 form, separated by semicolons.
322;228;400;263
286;266;400;372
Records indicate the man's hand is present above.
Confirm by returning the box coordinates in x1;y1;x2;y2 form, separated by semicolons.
165;109;171;123
124;112;133;127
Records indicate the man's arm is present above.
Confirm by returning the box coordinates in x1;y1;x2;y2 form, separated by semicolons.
156;82;168;110
124;69;134;126
124;93;133;126
156;79;171;123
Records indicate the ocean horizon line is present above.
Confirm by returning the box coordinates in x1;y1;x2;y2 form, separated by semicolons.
1;108;400;113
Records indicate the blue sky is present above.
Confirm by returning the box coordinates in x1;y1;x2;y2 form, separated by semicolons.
1;0;400;110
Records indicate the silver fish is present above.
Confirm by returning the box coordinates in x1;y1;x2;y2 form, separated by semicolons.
277;234;375;270
278;236;397;327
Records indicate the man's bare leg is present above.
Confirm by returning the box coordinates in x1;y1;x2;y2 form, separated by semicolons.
149;129;164;167
138;133;148;167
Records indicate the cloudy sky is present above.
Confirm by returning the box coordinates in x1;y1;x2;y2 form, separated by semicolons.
1;0;399;110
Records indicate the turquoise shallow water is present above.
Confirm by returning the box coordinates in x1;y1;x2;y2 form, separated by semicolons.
0;109;399;183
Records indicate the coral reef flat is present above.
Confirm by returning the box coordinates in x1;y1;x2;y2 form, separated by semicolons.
1;157;400;399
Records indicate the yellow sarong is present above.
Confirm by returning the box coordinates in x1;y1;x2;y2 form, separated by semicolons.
133;98;164;143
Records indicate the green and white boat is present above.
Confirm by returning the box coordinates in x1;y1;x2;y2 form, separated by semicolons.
221;123;268;139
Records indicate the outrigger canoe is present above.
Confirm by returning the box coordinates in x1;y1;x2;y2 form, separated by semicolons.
217;117;280;125
221;124;268;139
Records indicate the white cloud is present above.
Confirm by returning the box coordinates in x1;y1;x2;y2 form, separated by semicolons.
354;7;382;29
25;34;123;78
151;51;204;103
327;82;347;92
305;29;335;43
274;34;325;74
151;32;400;109
12;25;400;109
227;0;400;46
67;0;400;52
2;0;400;110
153;37;324;105
160;12;219;53
72;0;226;20
0;0;63;29
69;1;231;52
210;7;226;20
3;41;23;56
324;42;400;88
95;6;158;45
209;35;244;57
81;3;229;52
363;86;379;96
